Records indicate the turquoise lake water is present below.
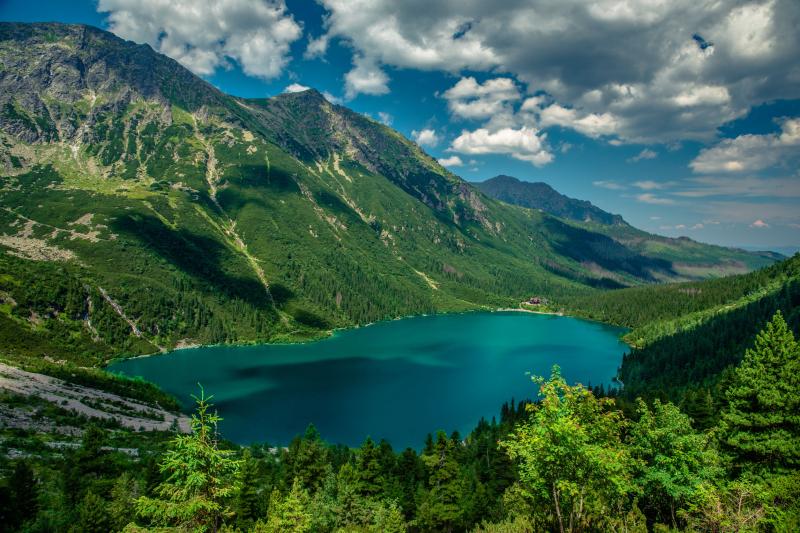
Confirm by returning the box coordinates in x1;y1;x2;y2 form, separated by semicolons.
110;312;628;449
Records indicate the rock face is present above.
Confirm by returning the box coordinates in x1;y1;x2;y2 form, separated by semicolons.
0;22;779;359
475;175;626;226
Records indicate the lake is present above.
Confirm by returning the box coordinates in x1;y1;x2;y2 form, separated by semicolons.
110;311;628;449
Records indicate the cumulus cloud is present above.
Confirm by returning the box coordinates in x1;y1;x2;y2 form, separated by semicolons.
450;127;553;166
412;129;440;147
284;83;310;93
537;103;620;139
633;180;668;190
751;219;770;228
627;149;658;163
443;77;520;120
690;118;800;173
98;0;302;79
313;0;800;142
437;155;464;167
344;55;390;99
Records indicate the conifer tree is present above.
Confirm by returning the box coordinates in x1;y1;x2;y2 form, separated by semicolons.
356;436;384;496
258;478;312;533
720;311;800;472
417;431;464;532
135;387;241;532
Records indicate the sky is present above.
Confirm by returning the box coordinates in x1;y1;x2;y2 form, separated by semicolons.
1;0;799;252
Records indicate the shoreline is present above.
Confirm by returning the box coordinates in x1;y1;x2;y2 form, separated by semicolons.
107;304;630;368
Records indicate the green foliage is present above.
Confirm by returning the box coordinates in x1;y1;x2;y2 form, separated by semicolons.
135;387;241;532
628;399;722;527
719;311;800;473
417;431;465;532
502;366;635;532
258;479;312;533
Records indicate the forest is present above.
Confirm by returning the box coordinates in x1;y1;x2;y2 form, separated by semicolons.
1;311;798;532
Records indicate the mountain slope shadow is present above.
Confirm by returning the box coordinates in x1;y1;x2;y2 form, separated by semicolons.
111;213;273;311
542;218;676;282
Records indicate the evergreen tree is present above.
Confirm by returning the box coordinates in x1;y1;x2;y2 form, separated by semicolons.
417;431;464;532
72;490;110;533
356;436;384;496
6;460;39;530
283;424;329;492
108;472;141;532
719;311;800;473
135;387;241;532
235;448;262;529
258;478;312;533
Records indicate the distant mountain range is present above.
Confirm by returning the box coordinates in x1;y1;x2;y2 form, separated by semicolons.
0;22;780;359
474;175;626;226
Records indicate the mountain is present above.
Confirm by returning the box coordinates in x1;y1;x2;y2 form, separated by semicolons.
0;22;779;362
476;174;782;279
474;175;625;226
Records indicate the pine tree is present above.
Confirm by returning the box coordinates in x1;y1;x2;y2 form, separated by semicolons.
417;431;464;532
108;472;141;531
356;436;384;496
135;387;241;532
720;311;800;473
72;491;110;533
235;448;262;529
7;460;39;529
258;478;312;532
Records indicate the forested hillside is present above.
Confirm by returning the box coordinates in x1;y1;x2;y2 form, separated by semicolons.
2;315;798;532
0;22;777;362
561;254;800;425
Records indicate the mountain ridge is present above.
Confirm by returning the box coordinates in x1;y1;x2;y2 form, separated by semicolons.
0;22;779;362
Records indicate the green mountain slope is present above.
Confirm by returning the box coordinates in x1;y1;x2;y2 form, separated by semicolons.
475;174;780;279
560;254;800;418
0;22;779;362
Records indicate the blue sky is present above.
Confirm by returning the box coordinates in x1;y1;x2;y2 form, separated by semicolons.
2;0;799;251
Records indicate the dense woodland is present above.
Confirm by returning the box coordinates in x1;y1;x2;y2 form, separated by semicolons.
1;311;798;532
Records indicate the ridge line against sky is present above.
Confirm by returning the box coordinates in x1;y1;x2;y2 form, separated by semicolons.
1;0;798;251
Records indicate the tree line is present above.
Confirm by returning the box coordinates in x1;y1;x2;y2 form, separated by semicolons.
2;311;798;532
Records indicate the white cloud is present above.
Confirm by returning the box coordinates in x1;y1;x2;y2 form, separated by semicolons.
377;112;393;125
98;0;302;79
751;219;770;228
593;180;626;190
443;77;520;120
636;193;675;205
284;83;310;93
313;0;800;142
344;55;390;99
690;117;800;173
627;149;658;163
437;155;464;167
411;129;440;147
537;103;620;139
304;34;329;59
450;127;553;166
